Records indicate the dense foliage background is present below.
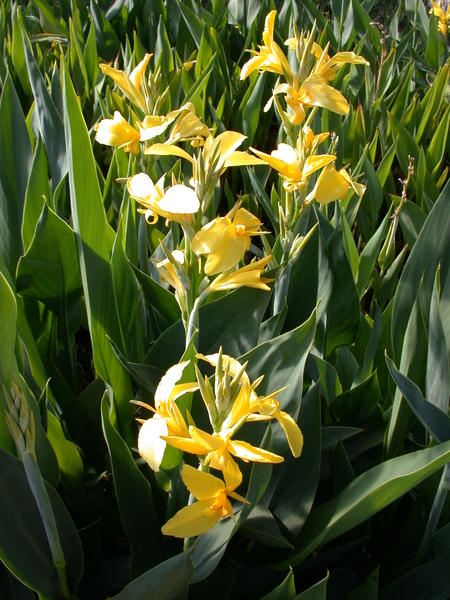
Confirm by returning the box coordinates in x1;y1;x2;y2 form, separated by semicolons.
2;0;450;598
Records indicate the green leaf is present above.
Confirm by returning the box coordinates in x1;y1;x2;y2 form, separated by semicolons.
155;17;174;74
0;446;82;598
16;204;82;322
398;201;426;249
306;354;342;404
240;504;293;549
90;0;120;61
31;0;69;37
392;179;450;361
131;262;180;326
22;137;49;253
427;268;449;412
177;0;204;49
246;166;279;234
109;549;194;600
276;439;450;568
386;290;428;458
243;72;266;147
22;25;67;187
386;355;450;443
295;573;328;600
0;273;18;455
11;5;31;95
347;567;379;600
404;0;429;42
0;74;32;277
324;217;360;356
356;209;391;297
261;570;296;600
379;551;450;600
269;382;321;540
46;412;84;490
63;59;134;432
330;372;383;424
426;104;450;177
101;393;165;579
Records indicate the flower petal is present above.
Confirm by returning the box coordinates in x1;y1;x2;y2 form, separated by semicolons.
127;173;156;199
181;464;225;500
161;499;222;537
274;410;304;457
155;361;190;406
138;417;168;471
229;439;284;463
158;185;200;215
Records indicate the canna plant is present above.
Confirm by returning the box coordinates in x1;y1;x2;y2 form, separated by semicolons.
2;0;450;599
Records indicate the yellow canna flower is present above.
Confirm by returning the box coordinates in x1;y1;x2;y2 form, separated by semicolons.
192;204;265;275
312;44;369;81
311;164;366;205
100;53;151;111
138;115;171;141
240;10;293;81
248;393;304;457
251;141;336;193
161;464;248;538
271;73;351;124
208;255;274;292
127;173;200;224
155;250;186;294
163;424;283;484
137;361;200;472
430;0;450;34
94;111;141;154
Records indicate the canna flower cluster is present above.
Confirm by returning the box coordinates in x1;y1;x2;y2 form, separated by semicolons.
241;11;367;213
136;349;303;538
430;0;450;35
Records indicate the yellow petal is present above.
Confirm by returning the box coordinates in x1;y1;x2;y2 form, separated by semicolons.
274;410;304;457
129;53;151;90
204;228;248;275
240;55;267;80
229;439;284;463
223;151;265;168
301;75;350;115
138;417;168;471
181;464;225;500
138;115;170;141
161;499;222;537
144;143;195;163
302;155;336;179
315;166;350;205
95;112;140;152
162;434;207;455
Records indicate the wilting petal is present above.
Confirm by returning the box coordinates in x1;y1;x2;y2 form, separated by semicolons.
181;464;225;500
161;499;222;538
158;185;200;214
138;417;168;471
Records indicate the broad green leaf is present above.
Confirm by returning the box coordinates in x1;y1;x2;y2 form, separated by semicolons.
16;204;82;323
398;201;427;249
131;262;180;326
356;209;392;297
276;439;450;568
0;446;82;598
306;354;342;404
247;166;279;234
11;5;31;95
101;393;165;579
388;112;419;180
261;570;296;600
354;306;382;386
0;273;18;455
90;0;120;61
22;137;49;253
342;212;359;281
0;74;32;277
379;551;450;600
324;217;360;356
386;356;450;443
155;17;174;74
295;573;328;600
269;382;321;540
109;549;194;600
31;0;69;37
404;0;429;42
392;179;450;361
415;65;449;148
330;372;383;424
63;60;134;432
240;504;293;549
386;291;428;458
22;27;67;187
177;0;204;49
376;137;398;187
0;560;35;600
243;72;266;146
427;269;450;412
426;104;450;177
347;567;378;600
46;412;84;490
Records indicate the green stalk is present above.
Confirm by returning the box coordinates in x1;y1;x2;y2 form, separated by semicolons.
22;451;72;599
